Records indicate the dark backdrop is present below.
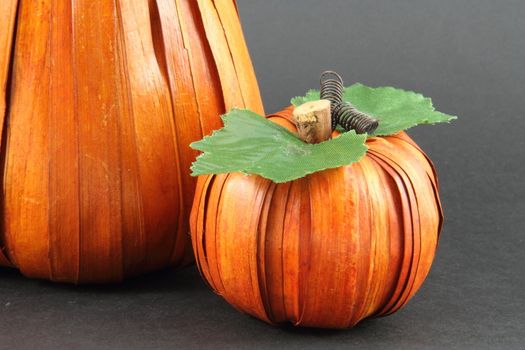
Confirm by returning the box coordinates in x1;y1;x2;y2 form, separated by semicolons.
1;1;523;349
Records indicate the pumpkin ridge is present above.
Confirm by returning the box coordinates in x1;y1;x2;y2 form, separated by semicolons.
113;2;150;279
367;148;423;315
206;173;230;294
0;0;19;268
255;180;278;323
197;174;218;290
182;0;225;136
174;0;205;139
295;177;312;326
361;157;394;319
366;151;414;316
197;0;244;111
153;0;197;267
265;181;292;324
385;142;440;307
247;177;274;323
212;0;264;114
365;154;404;318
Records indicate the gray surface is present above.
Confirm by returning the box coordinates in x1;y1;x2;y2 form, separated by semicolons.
1;0;524;349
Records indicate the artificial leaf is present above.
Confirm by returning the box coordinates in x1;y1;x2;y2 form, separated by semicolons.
191;109;368;183
292;83;456;136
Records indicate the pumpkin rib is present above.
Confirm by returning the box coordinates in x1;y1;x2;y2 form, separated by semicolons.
0;0;18;271
189;175;205;279
153;0;201;264
122;1;194;275
342;158;374;327
345;163;375;326
331;164;364;328
215;174;272;322
113;3;150;279
246;176;274;323
296;178;312;326
360;156;393;320
0;1;17;267
368;144;424;315
157;1;199;265
366;153;404;318
373;139;440;308
347;161;374;327
295;174;318;326
193;174;211;288
340;165;366;327
382;166;420;315
388;137;442;218
367;150;414;317
392;134;442;226
108;0;136;282
139;1;185;269
4;0;53;277
76;1;130;283
359;157;384;321
150;0;202;268
190;175;217;290
388;164;423;314
176;0;224;136
264;181;292;323
212;0;264;115
281;179;304;324
388;136;444;236
298;169;359;328
385;142;440;306
47;0;82;283
256;181;278;323
205;173;230;294
374;135;443;239
174;0;205;139
196;0;245;110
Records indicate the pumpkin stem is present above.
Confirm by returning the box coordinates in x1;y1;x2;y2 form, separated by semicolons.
292;100;332;144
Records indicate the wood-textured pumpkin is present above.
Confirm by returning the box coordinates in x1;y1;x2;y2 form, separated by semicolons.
0;0;263;283
190;106;443;328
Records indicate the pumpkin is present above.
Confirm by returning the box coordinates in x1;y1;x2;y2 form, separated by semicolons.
0;0;263;283
190;106;443;328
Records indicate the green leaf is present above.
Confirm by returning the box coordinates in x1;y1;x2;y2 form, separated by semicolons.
292;83;456;136
191;109;368;183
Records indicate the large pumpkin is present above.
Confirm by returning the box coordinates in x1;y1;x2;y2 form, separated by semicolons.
190;106;443;328
0;0;263;283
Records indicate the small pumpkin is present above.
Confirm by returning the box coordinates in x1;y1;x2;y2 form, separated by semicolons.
0;0;263;283
190;105;443;328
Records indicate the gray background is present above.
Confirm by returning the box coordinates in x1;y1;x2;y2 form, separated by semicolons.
1;0;524;349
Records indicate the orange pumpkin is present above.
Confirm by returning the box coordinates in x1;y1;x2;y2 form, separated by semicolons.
0;0;263;283
190;106;443;328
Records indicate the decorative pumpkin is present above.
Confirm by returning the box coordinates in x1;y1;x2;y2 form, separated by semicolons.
190;102;445;328
0;0;263;283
